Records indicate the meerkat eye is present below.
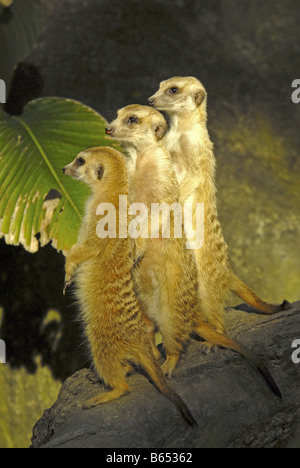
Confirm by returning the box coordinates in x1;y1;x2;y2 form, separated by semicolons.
168;87;179;95
127;116;138;124
77;157;85;166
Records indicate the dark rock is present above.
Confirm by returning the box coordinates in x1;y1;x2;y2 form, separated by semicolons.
31;301;300;448
5;62;44;115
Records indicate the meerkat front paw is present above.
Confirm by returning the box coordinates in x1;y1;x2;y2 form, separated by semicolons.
63;274;73;295
64;258;78;294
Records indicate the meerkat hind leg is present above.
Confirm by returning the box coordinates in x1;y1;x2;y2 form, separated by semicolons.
83;379;130;409
143;315;161;361
83;361;130;409
148;334;161;361
161;353;180;379
198;341;218;355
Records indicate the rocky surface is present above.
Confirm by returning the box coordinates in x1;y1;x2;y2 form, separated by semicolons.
31;302;300;448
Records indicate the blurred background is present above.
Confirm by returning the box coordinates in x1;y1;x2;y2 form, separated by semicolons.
0;0;299;448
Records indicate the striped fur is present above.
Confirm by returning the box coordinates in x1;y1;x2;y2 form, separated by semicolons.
106;107;282;399
149;76;290;335
63;146;197;426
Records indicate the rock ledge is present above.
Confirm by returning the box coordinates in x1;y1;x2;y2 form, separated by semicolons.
31;302;300;448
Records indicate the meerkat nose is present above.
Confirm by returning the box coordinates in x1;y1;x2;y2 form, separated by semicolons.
148;98;155;106
105;127;113;135
62;167;66;174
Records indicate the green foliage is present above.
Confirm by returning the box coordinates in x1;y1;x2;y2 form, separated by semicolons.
0;98;121;252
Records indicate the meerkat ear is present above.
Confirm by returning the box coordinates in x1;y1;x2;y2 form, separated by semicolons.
97;165;104;180
194;89;206;106
154;121;167;140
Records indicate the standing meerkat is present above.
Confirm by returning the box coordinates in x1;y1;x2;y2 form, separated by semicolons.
105;106;282;399
106;105;199;376
62;146;197;427
148;76;290;333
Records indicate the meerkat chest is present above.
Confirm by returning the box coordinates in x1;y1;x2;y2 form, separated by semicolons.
166;130;197;184
165;133;185;182
170;151;187;184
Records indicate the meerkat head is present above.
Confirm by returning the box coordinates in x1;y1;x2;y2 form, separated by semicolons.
105;105;167;150
148;76;207;114
62;146;127;190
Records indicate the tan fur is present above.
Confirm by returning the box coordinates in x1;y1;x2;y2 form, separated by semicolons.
106;107;282;399
149;76;290;333
107;106;199;377
63;146;197;427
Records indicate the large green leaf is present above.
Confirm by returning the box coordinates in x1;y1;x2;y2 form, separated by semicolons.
0;0;43;86
0;98;121;253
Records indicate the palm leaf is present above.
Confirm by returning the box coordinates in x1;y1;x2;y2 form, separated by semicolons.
0;97;121;253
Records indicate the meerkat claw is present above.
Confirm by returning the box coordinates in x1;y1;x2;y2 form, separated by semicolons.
63;279;72;295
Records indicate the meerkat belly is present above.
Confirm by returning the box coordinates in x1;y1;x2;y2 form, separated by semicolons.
166;132;187;184
170;149;187;184
77;253;137;321
133;245;161;321
134;238;181;328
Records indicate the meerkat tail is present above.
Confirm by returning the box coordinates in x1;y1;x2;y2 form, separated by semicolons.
230;273;291;314
195;323;282;399
138;353;198;427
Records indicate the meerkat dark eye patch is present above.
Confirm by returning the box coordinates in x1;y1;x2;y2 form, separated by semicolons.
168;87;179;95
98;165;104;180
127;116;138;124
76;157;85;166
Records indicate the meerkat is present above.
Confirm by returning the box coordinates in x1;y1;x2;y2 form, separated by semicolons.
105;105;282;399
62;146;197;427
148;76;290;334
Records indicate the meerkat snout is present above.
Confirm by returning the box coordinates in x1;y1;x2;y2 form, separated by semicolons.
105;127;114;135
148;98;155;107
